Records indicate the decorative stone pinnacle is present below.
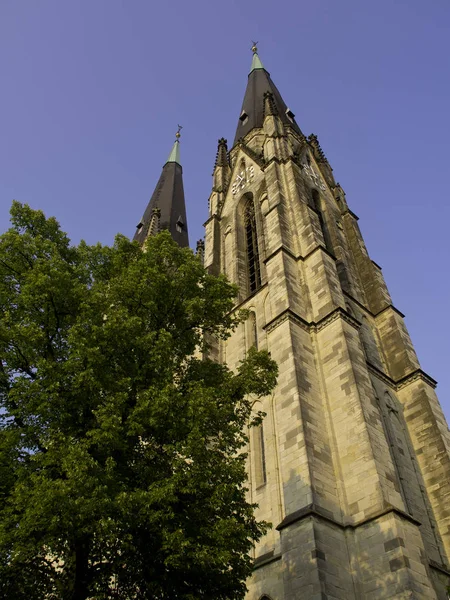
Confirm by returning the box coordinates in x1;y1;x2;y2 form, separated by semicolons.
263;91;278;117
214;138;229;169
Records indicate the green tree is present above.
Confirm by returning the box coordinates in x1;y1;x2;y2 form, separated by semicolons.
0;202;277;600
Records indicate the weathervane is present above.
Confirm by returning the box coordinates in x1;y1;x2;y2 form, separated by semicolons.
251;41;259;54
175;124;183;140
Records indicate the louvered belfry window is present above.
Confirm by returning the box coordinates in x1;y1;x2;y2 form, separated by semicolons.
244;199;261;293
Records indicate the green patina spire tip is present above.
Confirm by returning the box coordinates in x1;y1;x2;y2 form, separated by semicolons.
166;125;182;164
250;41;265;72
167;140;180;164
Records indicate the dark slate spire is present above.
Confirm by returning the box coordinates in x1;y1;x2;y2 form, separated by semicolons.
233;44;303;146
133;128;189;248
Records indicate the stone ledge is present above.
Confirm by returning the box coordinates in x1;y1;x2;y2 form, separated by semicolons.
262;243;337;265
202;214;221;227
264;308;310;335
374;303;406;319
342;290;373;317
276;503;421;533
396;368;438;390
314;306;360;333
371;259;383;270
429;559;450;577
253;550;282;571
230;283;269;314
263;306;360;336
262;156;290;169
367;363;397;390
259;305;438;391
342;208;359;221
263;244;298;264
302;244;336;263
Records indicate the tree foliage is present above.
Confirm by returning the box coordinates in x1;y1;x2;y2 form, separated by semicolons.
0;202;278;599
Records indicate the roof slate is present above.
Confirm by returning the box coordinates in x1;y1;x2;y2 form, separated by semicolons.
233;54;303;145
133;144;189;248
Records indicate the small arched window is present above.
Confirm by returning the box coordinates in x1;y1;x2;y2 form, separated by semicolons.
244;199;261;293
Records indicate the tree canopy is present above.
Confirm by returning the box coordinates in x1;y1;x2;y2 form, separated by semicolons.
0;202;278;599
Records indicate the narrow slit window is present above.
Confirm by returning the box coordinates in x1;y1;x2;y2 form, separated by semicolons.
244;200;261;294
311;189;333;254
248;312;258;350
254;424;267;488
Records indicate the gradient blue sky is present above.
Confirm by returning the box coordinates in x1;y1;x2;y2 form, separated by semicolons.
1;0;449;420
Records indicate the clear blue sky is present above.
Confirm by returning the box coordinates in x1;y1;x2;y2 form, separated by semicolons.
1;0;449;421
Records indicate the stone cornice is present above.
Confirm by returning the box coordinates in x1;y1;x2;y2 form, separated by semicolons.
253;550;281;570
262;310;437;389
374;304;406;319
314;306;360;332
367;363;397;390
230;283;269;314
262;243;337;266
342;208;359;221
263;245;298;265
429;559;450;577
262;156;290;169
371;259;383;271
202;214;221;227
342;290;373;316
396;369;437;390
343;293;408;322
302;244;337;262
264;308;310;334
276;503;421;533
263;306;360;336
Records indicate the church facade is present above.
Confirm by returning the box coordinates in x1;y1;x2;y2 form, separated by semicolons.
135;48;450;599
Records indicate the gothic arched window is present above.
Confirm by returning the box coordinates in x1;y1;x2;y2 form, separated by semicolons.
244;199;261;293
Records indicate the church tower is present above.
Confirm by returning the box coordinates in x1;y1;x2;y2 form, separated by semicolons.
204;46;450;599
134;129;189;247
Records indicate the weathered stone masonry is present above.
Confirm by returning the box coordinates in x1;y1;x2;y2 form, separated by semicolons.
203;49;450;599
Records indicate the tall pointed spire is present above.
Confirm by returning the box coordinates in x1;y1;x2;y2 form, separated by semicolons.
234;44;303;145
133;127;189;248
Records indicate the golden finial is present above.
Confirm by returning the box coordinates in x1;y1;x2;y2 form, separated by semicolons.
175;124;183;140
251;41;258;54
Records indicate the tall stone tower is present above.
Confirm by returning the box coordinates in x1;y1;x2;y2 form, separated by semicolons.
204;46;450;599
